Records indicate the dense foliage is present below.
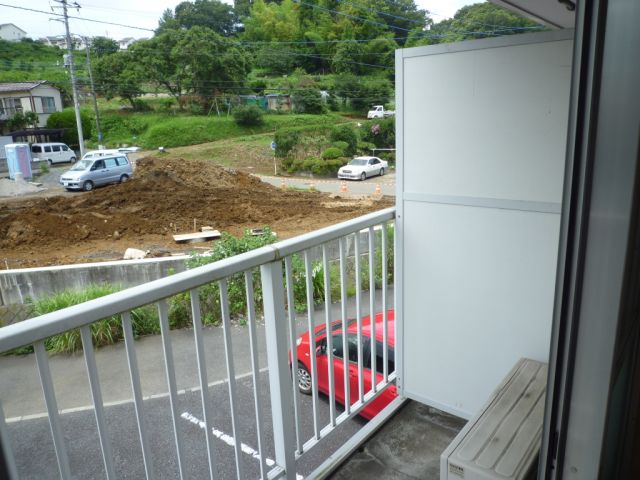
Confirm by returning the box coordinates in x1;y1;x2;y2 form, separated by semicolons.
0;1;542;148
46;108;94;147
233;104;264;126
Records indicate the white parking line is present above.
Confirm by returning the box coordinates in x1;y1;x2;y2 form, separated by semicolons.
5;367;269;423
181;411;303;480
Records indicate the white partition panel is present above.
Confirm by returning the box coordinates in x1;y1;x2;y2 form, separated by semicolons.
396;30;573;418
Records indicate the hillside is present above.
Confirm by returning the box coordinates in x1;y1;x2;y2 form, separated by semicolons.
0;39;71;88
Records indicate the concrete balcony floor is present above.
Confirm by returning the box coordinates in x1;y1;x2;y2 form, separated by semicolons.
329;400;467;480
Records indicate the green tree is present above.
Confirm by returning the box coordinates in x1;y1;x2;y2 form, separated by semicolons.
234;0;252;18
243;0;301;42
46;108;93;147
90;37;119;57
174;27;251;102
24;111;38;129
129;31;186;107
158;0;237;36
407;3;542;47
93;51;145;109
6;112;27;131
292;87;324;114
333;74;392;111
332;41;366;75
363;37;397;69
133;28;250;108
254;44;297;75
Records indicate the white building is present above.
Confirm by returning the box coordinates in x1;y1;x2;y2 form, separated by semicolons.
40;34;89;50
118;37;138;50
0;23;26;42
0;81;63;130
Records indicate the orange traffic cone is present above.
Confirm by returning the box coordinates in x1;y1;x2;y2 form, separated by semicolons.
340;181;348;194
280;178;286;189
373;184;382;197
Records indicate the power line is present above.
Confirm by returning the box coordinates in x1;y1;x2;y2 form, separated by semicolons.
0;1;543;48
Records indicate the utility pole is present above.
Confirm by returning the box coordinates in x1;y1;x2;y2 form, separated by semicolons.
55;0;86;157
84;37;103;147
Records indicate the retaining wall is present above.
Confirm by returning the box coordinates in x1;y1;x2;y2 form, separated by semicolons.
0;255;190;307
0;227;386;323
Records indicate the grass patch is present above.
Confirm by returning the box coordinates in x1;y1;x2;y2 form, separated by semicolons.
8;284;158;355
93;111;348;150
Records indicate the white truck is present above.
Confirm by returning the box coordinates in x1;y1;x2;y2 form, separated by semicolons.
367;105;395;119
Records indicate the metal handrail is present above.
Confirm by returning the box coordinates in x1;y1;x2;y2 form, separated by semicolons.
0;207;395;353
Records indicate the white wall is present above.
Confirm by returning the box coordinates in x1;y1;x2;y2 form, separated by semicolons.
396;30;573;419
32;85;63;126
0;25;26;42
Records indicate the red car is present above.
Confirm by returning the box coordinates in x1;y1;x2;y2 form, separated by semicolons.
294;310;397;420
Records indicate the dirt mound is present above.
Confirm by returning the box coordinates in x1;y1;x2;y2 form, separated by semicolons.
0;157;391;268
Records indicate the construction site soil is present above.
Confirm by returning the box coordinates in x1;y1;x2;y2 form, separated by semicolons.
0;157;392;269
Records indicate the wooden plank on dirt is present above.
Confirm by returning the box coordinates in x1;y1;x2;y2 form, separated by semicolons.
173;230;221;243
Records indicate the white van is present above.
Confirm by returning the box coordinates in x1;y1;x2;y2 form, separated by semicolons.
59;155;133;191
81;149;122;160
31;143;76;165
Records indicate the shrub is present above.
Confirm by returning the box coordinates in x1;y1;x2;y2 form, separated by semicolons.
233;105;264;127
132;99;152;112
249;79;267;92
292;88;324;114
362;117;395;149
158;97;176;111
46;108;94;147
293;156;346;176
170;229;279;325
332;141;349;152
321;147;344;160
330;124;358;155
18;284;158;355
274;128;300;158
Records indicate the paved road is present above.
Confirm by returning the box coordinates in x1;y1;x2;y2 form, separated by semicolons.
1;288;393;479
257;172;396;197
7;372;365;479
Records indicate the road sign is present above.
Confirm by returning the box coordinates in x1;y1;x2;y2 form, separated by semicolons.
270;141;276;150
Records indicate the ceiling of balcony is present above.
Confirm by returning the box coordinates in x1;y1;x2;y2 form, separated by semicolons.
490;0;577;29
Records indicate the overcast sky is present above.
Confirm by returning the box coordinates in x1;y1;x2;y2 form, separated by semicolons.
1;0;480;40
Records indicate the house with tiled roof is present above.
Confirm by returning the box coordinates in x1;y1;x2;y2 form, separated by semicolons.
0;81;63;133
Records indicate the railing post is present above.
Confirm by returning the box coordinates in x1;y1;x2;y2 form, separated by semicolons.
260;261;297;479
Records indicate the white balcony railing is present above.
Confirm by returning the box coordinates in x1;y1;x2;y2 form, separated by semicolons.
0;208;399;479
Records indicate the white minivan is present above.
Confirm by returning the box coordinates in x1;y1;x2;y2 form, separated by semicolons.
31;143;76;165
59;155;133;191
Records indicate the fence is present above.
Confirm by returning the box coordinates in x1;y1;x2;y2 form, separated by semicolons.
0;208;400;479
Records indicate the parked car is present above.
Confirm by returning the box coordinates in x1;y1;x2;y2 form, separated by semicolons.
59;155;133;191
81;149;122;160
338;156;388;181
294;310;397;420
367;105;395;119
31;142;76;165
